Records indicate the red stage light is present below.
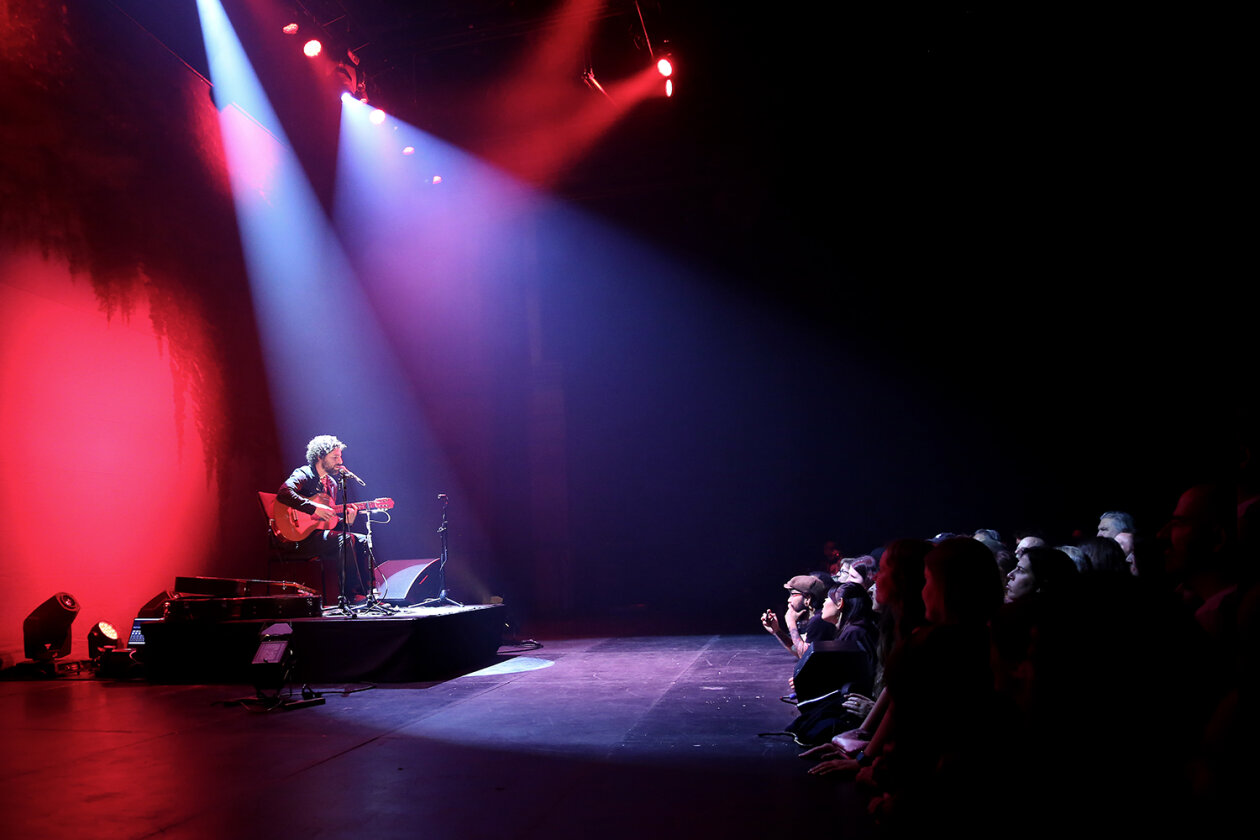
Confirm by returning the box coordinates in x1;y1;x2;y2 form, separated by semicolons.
282;23;299;36
303;39;322;58
665;79;673;97
657;58;673;77
369;108;387;125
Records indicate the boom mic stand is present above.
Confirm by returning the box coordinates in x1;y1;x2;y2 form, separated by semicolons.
420;493;462;608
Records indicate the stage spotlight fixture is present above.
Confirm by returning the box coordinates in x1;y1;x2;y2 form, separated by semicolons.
402;146;415;155
665;79;673;97
252;622;294;686
87;621;120;659
336;57;366;101
431;175;442;185
253;622;292;666
282;22;299;35
657;57;673;77
303;39;322;58
23;592;80;661
369;108;386;125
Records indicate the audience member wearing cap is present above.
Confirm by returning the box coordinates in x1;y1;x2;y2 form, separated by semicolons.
761;573;832;659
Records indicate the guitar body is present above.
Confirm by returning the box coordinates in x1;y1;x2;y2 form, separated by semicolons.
273;493;395;542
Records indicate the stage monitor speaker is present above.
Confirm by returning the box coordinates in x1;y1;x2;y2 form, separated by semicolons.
374;559;440;604
792;640;875;703
23;592;80;661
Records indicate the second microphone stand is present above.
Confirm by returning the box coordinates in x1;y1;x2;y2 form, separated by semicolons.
419;493;462;608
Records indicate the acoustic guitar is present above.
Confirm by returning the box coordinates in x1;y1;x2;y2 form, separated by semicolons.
273;492;395;542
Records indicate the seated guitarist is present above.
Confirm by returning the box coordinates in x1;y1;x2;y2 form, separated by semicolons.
274;434;371;605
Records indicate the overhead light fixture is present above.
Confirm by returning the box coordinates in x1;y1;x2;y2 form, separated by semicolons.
335;53;366;101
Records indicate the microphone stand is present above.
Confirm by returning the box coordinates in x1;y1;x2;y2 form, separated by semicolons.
420;493;462;608
353;490;395;616
328;470;355;618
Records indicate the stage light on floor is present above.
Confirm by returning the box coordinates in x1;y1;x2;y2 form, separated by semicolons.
369;108;387;125
251;622;295;697
665;79;673;97
87;621;120;659
282;22;299;36
303;39;322;58
23;592;79;661
235;622;324;710
253;622;293;668
657;57;673;77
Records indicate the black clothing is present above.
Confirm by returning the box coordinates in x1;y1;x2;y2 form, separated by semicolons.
803;614;838;645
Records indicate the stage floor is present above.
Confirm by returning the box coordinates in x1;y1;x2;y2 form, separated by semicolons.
0;634;875;839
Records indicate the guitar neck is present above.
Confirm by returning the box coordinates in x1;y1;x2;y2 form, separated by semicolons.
332;499;387;514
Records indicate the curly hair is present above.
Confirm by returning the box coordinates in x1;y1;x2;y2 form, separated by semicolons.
305;435;346;467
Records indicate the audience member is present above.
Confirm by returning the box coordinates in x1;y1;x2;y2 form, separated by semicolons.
1057;544;1090;573
1115;530;1137;572
761;574;831;658
1098;510;1135;538
865;538;1005;831
841;556;876;591
1077;534;1129;575
1014;533;1046;560
1004;546;1077;603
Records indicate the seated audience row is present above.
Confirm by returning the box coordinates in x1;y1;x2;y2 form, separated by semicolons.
765;490;1257;836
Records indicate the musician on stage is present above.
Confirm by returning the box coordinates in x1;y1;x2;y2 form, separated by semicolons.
274;434;372;604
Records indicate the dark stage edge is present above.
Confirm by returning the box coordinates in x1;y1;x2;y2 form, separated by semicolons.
0;634;874;840
140;603;504;683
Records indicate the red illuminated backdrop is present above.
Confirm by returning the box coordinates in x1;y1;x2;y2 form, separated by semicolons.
0;2;283;662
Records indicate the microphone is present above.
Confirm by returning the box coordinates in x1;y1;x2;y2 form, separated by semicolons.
338;466;366;486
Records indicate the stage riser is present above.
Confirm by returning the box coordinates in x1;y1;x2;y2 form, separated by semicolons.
140;605;503;683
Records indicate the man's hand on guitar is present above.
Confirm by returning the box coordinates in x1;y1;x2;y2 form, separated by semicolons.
311;501;337;522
